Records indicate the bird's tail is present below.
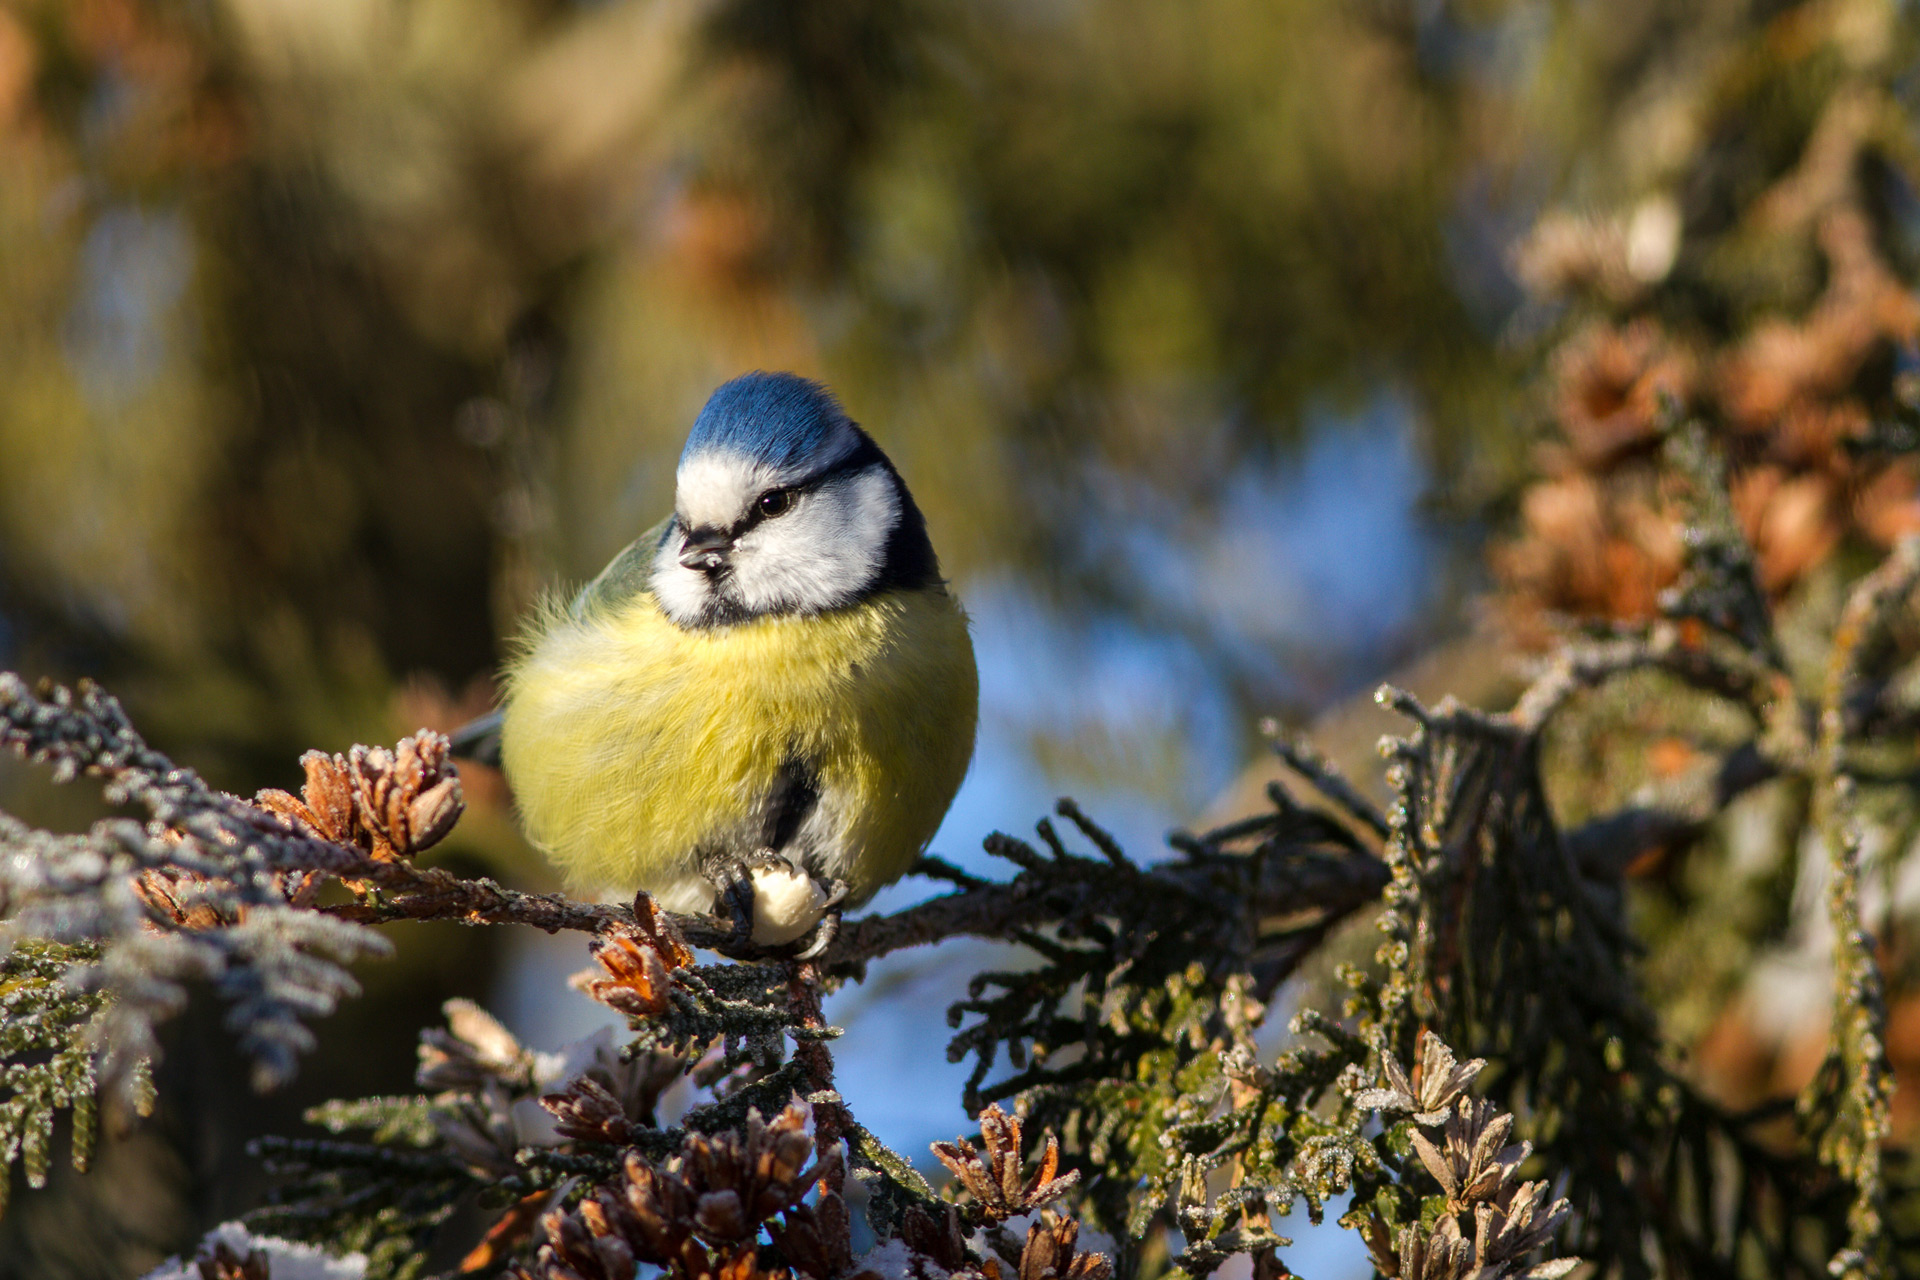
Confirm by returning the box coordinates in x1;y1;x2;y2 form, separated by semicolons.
447;709;504;768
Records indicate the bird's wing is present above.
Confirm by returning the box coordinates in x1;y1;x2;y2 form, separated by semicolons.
568;516;676;620
448;517;675;767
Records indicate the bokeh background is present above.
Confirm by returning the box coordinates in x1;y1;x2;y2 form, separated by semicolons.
4;0;1920;1275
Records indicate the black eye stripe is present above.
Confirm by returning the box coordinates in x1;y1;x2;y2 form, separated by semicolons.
722;432;890;537
733;488;794;536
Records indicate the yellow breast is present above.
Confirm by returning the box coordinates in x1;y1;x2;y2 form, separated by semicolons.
498;586;978;911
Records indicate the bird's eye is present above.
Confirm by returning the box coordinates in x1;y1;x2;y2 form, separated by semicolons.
757;489;794;518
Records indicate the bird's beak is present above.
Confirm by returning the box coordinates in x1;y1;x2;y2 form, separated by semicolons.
678;526;733;572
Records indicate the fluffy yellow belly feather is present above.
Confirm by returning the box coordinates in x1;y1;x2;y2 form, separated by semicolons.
499;586;977;912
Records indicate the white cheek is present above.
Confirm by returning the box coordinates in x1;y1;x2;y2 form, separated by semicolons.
730;469;899;614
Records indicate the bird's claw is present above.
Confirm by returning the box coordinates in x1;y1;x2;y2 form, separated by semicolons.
792;878;849;960
702;846;793;957
720;877;757;954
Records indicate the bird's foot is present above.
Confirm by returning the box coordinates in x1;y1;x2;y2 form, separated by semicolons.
700;849;839;958
700;846;792;956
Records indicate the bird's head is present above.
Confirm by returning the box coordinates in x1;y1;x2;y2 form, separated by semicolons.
651;372;938;627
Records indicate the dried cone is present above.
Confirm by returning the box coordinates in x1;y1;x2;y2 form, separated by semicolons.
1856;458;1920;545
1717;210;1916;433
195;1243;270;1280
517;1104;835;1280
1730;466;1841;592
579;936;675;1020
899;1202;972;1273
933;1106;1081;1225
1013;1212;1112;1280
255;729;464;861
134;863;236;930
255;750;355;845
632;892;697;968
541;1074;640;1146
679;1103;822;1242
348;732;465;856
766;1190;857;1280
417;998;535;1092
1496;471;1684;627
575;896;694;1020
1548;321;1691;468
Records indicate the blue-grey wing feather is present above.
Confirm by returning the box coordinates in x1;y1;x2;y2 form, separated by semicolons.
449;516;674;768
569;516;676;620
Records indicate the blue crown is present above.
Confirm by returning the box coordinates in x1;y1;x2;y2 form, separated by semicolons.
682;372;849;473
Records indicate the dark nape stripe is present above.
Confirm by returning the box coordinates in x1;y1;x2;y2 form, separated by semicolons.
760;424;942;597
830;426;940;597
867;456;942;596
814;429;887;486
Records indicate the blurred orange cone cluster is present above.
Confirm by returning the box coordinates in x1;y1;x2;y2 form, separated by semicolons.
1501;113;1920;637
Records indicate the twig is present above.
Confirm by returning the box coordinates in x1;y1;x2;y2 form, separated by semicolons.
819;843;1389;978
1504;626;1785;734
1260;719;1391;841
1807;536;1920;1278
787;960;847;1195
320;865;633;935
1054;799;1131;867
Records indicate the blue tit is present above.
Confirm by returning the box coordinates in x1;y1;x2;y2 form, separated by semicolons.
493;372;978;951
